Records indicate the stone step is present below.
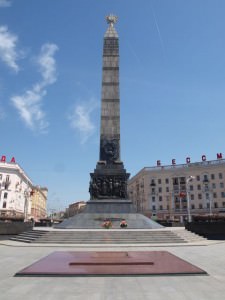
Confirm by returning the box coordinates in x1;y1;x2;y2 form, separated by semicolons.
10;229;207;244
33;240;185;244
31;230;186;244
10;230;48;243
35;237;185;240
173;229;207;242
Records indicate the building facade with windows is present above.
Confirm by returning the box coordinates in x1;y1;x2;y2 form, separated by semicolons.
128;159;225;222
0;160;33;220
67;201;86;217
30;186;48;222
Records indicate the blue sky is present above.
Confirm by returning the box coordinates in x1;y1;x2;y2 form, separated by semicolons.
1;0;225;212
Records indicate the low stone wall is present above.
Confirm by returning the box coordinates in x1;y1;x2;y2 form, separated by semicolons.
157;220;184;227
0;222;33;235
185;222;225;239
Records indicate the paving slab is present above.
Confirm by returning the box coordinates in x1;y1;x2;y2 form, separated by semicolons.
0;238;225;300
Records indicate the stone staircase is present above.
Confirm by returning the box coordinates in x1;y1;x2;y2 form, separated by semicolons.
173;228;207;243
10;228;207;244
10;229;48;243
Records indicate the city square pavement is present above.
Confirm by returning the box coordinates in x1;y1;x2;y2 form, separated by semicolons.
0;234;225;300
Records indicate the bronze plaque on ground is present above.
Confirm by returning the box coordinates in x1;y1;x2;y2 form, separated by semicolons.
15;251;207;276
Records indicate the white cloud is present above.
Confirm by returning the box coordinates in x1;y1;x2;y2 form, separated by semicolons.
69;98;99;144
0;26;19;72
0;0;11;7
11;43;58;133
38;43;58;86
11;84;48;132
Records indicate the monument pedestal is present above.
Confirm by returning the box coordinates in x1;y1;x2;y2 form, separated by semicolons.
56;212;163;229
85;199;135;213
57;191;163;228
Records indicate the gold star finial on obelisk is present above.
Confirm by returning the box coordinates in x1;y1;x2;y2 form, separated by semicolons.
106;14;118;27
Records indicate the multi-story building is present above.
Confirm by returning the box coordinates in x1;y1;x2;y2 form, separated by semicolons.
128;158;225;222
30;186;48;222
0;157;33;220
67;201;86;217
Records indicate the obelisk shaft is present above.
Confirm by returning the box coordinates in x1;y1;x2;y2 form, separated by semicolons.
100;17;120;163
89;15;129;201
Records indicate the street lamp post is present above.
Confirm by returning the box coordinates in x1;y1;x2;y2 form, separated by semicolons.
203;176;212;215
186;176;195;223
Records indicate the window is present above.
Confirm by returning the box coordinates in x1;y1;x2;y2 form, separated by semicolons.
152;205;156;211
203;174;209;181
190;185;194;191
0;174;2;180
173;178;178;185
211;174;215;180
220;182;224;188
158;179;161;184
3;192;7;199
219;173;223;179
191;194;194;200
221;192;225;198
199;204;203;209
166;187;169;192
196;175;200;181
159;196;163;202
191;204;195;209
212;183;216;189
152;197;155;202
159;205;163;210
180;185;186;191
198;194;202;200
158;187;162;193
151;188;155;193
165;178;169;184
206;193;209;200
214;202;218;208
2;201;6;208
180;177;185;184
213;193;217;198
197;185;201;190
204;184;209;191
150;179;155;186
207;203;210;208
223;202;225;208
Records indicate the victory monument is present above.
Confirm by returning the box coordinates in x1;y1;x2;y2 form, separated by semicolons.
88;15;133;213
58;15;162;229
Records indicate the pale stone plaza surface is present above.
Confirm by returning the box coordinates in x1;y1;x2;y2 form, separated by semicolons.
1;232;225;300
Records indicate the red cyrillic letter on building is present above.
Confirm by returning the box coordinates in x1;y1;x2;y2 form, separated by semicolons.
186;157;191;164
1;156;6;162
10;157;16;163
217;153;223;159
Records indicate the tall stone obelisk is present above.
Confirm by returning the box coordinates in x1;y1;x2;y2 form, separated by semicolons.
57;15;163;228
89;15;131;211
100;15;121;163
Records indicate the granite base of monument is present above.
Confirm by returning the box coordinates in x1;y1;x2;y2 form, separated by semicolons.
56;202;163;229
